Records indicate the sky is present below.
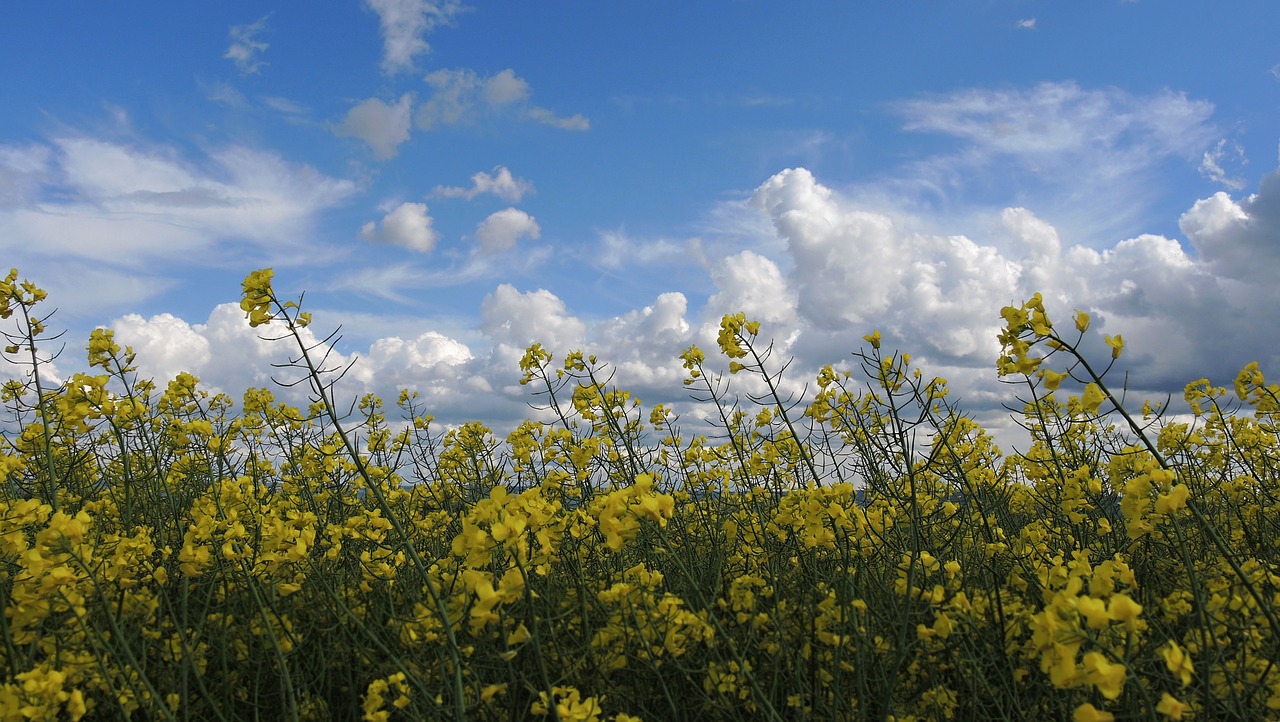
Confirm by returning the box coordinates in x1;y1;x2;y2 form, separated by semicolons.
2;1;1279;452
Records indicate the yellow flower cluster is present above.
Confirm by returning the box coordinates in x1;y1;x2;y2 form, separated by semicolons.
591;473;675;551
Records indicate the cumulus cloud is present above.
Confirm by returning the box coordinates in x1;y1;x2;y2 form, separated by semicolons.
76;162;1280;452
352;331;476;396
1181;169;1280;289
225;15;271;74
111;313;213;385
745;166;1280;397
365;0;465;74
415;69;589;131
474;208;540;253
482;285;587;355
336;94;414;159
0;137;357;270
109;303;369;400
705;250;796;325
589;293;696;390
481;69;531;105
597;293;692;350
360;202;439;253
433;166;534;202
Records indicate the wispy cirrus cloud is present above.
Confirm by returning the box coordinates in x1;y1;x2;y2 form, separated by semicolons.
415;69;589;131
888;81;1219;239
225;15;272;74
1198;138;1247;190
0;136;357;266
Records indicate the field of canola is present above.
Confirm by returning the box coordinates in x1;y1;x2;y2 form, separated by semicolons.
1;266;1279;720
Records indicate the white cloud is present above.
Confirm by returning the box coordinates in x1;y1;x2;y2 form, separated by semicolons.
0;137;357;271
751;168;1026;363
705;250;796;325
595;230;689;270
480;285;588;379
353;331;475;396
225;16;271;74
415;68;589;131
365;0;465;74
895;82;1213;160
325;264;428;303
1198;138;1247;190
590;293;695;389
56;162;1280;454
526;107;591;131
111;313;212;385
368;331;472;369
110;303;367;401
1181;169;1280;290
205;82;248;108
744;166;1280;395
433;166;534;202
360;202;439;253
261;96;309;118
597;293;692;350
474;208;540;253
1016;18;1037;29
890;81;1219;237
0;143;52;207
482;69;531;105
336;94;414;159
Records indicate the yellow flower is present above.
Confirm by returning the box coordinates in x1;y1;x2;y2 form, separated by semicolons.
1073;703;1114;722
1080;383;1107;415
68;689;86;720
531;686;603;722
240;268;276;327
1107;594;1142;630
1156;692;1188;720
1041;367;1070;391
1076;596;1109;629
1104;334;1125;359
717;313;751;359
1074;310;1091;333
1000;305;1029;329
1082;651;1126;700
863;330;882;349
1031;308;1052;336
1154;484;1190;515
1161;641;1193;687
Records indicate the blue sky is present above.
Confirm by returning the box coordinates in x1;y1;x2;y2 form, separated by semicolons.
3;1;1279;447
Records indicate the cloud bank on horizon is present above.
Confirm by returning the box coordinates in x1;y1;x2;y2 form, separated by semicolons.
1;0;1278;451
